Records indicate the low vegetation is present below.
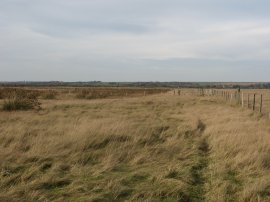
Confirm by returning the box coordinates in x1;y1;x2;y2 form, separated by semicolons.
40;90;57;100
0;89;269;201
0;87;170;101
73;87;169;99
2;89;40;111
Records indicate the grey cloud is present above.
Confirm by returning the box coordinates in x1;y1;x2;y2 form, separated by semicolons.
1;0;270;81
30;22;151;38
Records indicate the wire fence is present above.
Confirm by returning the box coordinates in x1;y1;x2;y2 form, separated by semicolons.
172;88;270;117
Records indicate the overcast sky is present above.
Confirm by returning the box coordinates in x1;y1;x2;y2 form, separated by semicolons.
1;0;270;82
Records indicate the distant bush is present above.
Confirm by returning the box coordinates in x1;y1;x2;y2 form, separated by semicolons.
2;89;41;111
75;89;110;99
41;90;57;99
0;88;11;99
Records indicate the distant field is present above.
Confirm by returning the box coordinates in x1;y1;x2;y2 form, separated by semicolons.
0;87;170;100
0;87;270;201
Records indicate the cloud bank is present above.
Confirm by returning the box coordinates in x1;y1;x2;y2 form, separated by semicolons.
1;0;270;81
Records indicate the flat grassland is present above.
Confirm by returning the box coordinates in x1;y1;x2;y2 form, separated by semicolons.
0;88;270;202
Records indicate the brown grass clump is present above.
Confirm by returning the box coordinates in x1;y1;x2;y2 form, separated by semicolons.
2;89;41;111
40;90;57;100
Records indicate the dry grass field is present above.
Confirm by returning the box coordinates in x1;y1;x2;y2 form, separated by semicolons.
0;88;270;202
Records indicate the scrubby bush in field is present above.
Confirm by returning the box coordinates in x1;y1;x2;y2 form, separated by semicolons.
75;89;91;99
75;88;110;99
41;90;57;99
0;88;14;99
2;89;41;111
0;91;3;99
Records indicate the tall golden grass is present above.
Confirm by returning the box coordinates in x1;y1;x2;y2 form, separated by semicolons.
0;89;269;201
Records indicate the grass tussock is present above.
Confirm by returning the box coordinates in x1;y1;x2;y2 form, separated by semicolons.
40;90;57;99
2;89;41;111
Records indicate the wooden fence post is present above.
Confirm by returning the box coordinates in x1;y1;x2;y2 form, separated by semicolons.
253;94;256;111
242;92;244;108
260;94;263;113
247;94;250;108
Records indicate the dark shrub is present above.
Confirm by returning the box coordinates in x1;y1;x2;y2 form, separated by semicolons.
41;90;57;99
3;90;41;111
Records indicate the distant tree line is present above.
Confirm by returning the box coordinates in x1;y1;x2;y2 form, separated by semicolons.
1;81;270;89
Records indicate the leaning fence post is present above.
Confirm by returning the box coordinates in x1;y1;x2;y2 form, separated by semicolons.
260;94;263;113
253;94;256;111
